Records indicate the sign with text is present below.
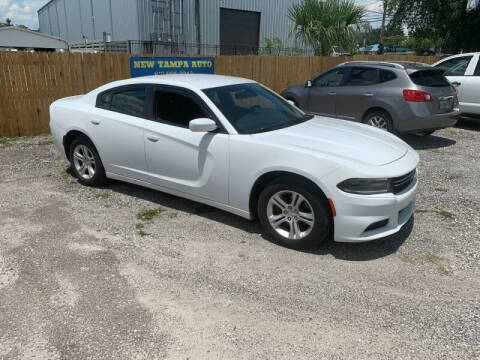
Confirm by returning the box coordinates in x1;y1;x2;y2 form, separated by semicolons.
130;57;215;77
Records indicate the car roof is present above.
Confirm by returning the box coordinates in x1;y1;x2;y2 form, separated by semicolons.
99;74;255;92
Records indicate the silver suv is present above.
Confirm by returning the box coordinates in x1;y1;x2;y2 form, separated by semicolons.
282;61;459;135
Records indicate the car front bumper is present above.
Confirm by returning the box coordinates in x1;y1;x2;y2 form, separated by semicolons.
331;175;417;243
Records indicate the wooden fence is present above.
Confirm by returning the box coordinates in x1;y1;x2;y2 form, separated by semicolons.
0;53;442;137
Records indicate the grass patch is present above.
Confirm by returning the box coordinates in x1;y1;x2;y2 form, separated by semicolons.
136;207;165;221
438;209;455;220
135;223;149;237
0;137;16;148
60;167;75;182
423;253;449;275
434;188;448;192
167;212;178;219
37;140;54;146
399;255;415;264
415;208;455;220
95;191;111;199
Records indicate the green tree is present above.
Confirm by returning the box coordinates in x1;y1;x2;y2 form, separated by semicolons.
259;37;285;56
288;0;365;56
0;18;13;27
390;0;479;53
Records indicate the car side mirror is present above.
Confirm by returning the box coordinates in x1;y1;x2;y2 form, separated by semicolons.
189;118;218;132
305;80;313;88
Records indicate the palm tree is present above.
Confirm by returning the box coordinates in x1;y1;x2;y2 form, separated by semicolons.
289;0;365;55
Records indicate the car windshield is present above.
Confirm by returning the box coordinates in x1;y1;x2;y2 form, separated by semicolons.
202;83;313;134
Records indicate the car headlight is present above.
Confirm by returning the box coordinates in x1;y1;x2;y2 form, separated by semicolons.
337;178;393;195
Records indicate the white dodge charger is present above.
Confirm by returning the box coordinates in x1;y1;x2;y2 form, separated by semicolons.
50;74;419;248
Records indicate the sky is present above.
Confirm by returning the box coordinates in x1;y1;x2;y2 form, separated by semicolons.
0;0;385;30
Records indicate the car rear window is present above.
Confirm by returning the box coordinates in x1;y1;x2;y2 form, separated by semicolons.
409;70;451;87
380;70;396;83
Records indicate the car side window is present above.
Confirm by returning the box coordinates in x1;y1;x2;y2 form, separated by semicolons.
97;91;112;110
346;67;378;86
155;90;208;128
110;88;147;118
313;68;347;87
434;56;473;76
379;69;396;83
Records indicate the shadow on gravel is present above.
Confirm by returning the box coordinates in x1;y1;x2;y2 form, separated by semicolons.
307;216;414;261
107;180;262;234
399;134;456;150
99;178;413;261
456;117;480;132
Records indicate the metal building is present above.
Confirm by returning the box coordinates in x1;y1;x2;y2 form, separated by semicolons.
38;0;306;54
0;26;68;51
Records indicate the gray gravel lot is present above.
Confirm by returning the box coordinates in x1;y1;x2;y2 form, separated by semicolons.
0;122;479;359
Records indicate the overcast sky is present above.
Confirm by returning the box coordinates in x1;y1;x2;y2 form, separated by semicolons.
1;0;384;30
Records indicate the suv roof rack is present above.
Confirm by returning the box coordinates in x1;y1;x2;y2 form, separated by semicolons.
338;61;406;69
338;61;432;70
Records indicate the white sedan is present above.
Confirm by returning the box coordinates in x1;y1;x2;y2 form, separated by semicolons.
49;74;419;248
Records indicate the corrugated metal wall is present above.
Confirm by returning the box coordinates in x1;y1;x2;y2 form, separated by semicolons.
182;0;304;49
38;0;140;43
38;0;306;50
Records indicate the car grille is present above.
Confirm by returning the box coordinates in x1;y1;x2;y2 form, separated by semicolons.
392;169;416;194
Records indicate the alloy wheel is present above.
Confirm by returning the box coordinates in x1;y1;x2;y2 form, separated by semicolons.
266;190;315;240
73;144;96;180
367;115;388;130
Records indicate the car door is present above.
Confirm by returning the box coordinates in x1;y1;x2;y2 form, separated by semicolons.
306;67;349;116
460;54;480;115
434;55;474;108
142;86;229;205
334;66;380;121
89;85;151;180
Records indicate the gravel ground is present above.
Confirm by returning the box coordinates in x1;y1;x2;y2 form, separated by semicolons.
0;122;479;359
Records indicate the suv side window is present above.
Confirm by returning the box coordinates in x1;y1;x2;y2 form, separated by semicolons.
313;68;348;87
434;56;473;76
155;89;208;128
346;67;378;86
109;88;148;118
379;69;396;83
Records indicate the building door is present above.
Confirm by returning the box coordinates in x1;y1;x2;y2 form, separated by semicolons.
220;8;260;55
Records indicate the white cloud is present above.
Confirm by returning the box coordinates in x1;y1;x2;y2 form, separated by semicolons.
0;1;45;29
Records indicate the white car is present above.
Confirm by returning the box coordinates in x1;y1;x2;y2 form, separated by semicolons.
432;52;480;116
49;74;419;248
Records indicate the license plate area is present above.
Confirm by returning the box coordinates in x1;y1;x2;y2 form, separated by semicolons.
439;98;453;110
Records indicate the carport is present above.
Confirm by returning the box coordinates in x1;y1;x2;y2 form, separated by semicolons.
0;26;68;51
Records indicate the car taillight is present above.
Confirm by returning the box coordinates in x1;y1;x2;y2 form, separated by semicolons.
403;89;432;102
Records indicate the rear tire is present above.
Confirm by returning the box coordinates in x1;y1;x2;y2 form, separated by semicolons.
363;110;393;132
69;136;106;187
257;177;331;249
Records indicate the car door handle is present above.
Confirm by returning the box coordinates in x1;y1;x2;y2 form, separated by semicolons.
328;92;337;96
90;120;100;125
364;93;375;97
451;81;461;86
146;136;159;142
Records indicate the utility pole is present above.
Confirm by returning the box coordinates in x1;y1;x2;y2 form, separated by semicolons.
195;0;200;55
379;0;388;54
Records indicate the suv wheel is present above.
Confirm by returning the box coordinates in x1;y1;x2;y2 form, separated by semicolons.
364;110;393;132
257;178;330;249
70;136;106;186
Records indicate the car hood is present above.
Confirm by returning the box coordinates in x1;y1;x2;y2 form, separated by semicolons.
252;116;410;166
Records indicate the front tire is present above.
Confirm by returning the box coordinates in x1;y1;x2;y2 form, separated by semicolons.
257;178;331;249
69;136;106;187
